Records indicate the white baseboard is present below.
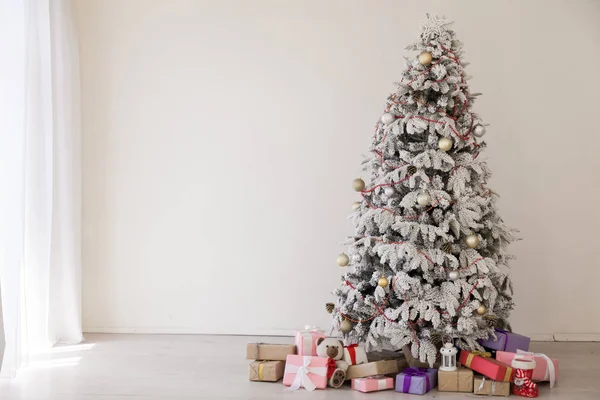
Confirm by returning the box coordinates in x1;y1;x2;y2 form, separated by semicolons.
526;334;555;342
84;328;600;342
83;327;299;336
552;333;600;342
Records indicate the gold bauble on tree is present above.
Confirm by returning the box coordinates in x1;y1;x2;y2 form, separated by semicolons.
465;234;480;249
340;318;353;334
418;51;433;66
378;276;389;288
336;253;350;267
352;178;366;192
438;137;453;152
476;305;487;315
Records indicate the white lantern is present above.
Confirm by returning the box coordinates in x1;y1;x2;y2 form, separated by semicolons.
439;342;458;371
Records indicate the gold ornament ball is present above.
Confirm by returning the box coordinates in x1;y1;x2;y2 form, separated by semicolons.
337;253;350;267
378;276;389;287
417;192;431;206
340;319;353;334
465;234;480;249
352;178;366;192
418;51;433;66
476;305;487;315
352;201;361;211
438;137;453;152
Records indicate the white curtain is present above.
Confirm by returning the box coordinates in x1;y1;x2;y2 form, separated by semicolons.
0;0;82;377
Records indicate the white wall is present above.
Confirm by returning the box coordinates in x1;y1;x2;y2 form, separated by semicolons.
76;0;600;339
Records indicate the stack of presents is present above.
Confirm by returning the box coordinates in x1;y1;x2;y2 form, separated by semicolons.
247;326;558;397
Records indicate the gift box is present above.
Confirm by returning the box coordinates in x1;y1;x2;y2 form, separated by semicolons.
459;350;513;382
474;375;511;396
496;350;558;387
351;376;394;393
294;326;326;356
438;367;474;392
246;343;295;361
395;368;437;395
366;349;410;373
343;344;368;366
248;360;285;382
346;360;399;380
479;329;531;353
283;355;328;391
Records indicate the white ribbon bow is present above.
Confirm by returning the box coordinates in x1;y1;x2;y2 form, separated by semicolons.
285;356;328;392
516;349;556;388
303;325;323;332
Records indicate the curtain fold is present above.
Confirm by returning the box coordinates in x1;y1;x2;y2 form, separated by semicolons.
0;0;82;377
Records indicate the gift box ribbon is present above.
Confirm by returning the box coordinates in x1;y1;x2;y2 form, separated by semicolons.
345;344;358;365
357;376;390;391
250;361;266;381
471;350;491;358
495;329;510;350
516;349;556;388
477;376;499;395
285;356;328;392
402;368;431;393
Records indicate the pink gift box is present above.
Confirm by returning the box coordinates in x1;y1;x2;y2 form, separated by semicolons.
496;350;558;386
295;326;326;356
283;355;328;391
351;376;394;393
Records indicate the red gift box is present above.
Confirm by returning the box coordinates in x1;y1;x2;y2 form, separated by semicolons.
459;350;514;382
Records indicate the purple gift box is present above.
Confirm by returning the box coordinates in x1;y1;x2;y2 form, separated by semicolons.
478;329;531;353
395;368;437;395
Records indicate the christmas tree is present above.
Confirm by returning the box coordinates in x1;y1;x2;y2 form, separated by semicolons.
330;15;517;366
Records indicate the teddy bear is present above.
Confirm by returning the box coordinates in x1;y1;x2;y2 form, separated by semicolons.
315;337;348;388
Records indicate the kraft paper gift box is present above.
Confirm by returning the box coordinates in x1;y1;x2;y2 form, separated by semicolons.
438;367;474;392
246;343;295;361
248;360;284;382
479;329;531;353
496;350;558;387
474;375;511;396
283;355;328;391
351;376;394;393
346;360;399;380
366;349;410;373
395;368;437;395
294;326;326;356
459;350;514;382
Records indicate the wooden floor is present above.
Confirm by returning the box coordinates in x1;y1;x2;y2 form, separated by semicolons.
0;334;598;399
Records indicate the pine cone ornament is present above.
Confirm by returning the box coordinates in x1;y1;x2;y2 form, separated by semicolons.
325;302;335;314
407;165;417;176
429;331;443;345
441;242;453;253
483;315;501;328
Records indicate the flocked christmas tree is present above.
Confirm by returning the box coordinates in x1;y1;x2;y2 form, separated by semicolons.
329;15;517;366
